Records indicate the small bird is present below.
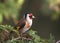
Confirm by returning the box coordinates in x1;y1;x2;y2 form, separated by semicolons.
15;13;35;34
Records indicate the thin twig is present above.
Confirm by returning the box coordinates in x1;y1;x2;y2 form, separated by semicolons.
11;36;32;41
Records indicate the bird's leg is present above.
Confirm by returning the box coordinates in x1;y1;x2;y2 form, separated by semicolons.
20;33;24;43
20;33;23;38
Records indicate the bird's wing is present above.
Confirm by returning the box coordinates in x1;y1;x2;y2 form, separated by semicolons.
14;18;26;30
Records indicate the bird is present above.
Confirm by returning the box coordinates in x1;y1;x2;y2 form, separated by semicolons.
14;13;35;34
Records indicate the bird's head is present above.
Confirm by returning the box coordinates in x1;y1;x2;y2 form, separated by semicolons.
24;13;35;20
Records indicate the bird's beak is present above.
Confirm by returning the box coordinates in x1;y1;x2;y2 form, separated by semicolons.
32;16;35;18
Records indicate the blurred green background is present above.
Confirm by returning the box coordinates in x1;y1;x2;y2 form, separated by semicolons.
0;0;60;41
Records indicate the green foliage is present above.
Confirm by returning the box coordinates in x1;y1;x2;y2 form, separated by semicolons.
0;0;24;23
48;0;60;20
48;0;57;5
0;14;3;23
0;25;19;35
48;34;55;43
0;25;55;43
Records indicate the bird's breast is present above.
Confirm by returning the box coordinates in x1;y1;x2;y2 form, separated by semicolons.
26;22;30;28
26;20;32;28
21;20;32;33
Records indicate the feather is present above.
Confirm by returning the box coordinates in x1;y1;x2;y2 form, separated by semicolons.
14;18;26;31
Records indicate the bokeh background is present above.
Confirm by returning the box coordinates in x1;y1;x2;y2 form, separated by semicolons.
0;0;60;41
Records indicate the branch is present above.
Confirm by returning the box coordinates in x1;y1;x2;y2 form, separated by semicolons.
11;36;32;41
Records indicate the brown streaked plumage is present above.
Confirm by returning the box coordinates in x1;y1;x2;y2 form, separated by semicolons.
14;18;26;31
14;13;35;34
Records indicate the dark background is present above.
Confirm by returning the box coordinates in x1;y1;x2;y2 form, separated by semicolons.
19;0;60;41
